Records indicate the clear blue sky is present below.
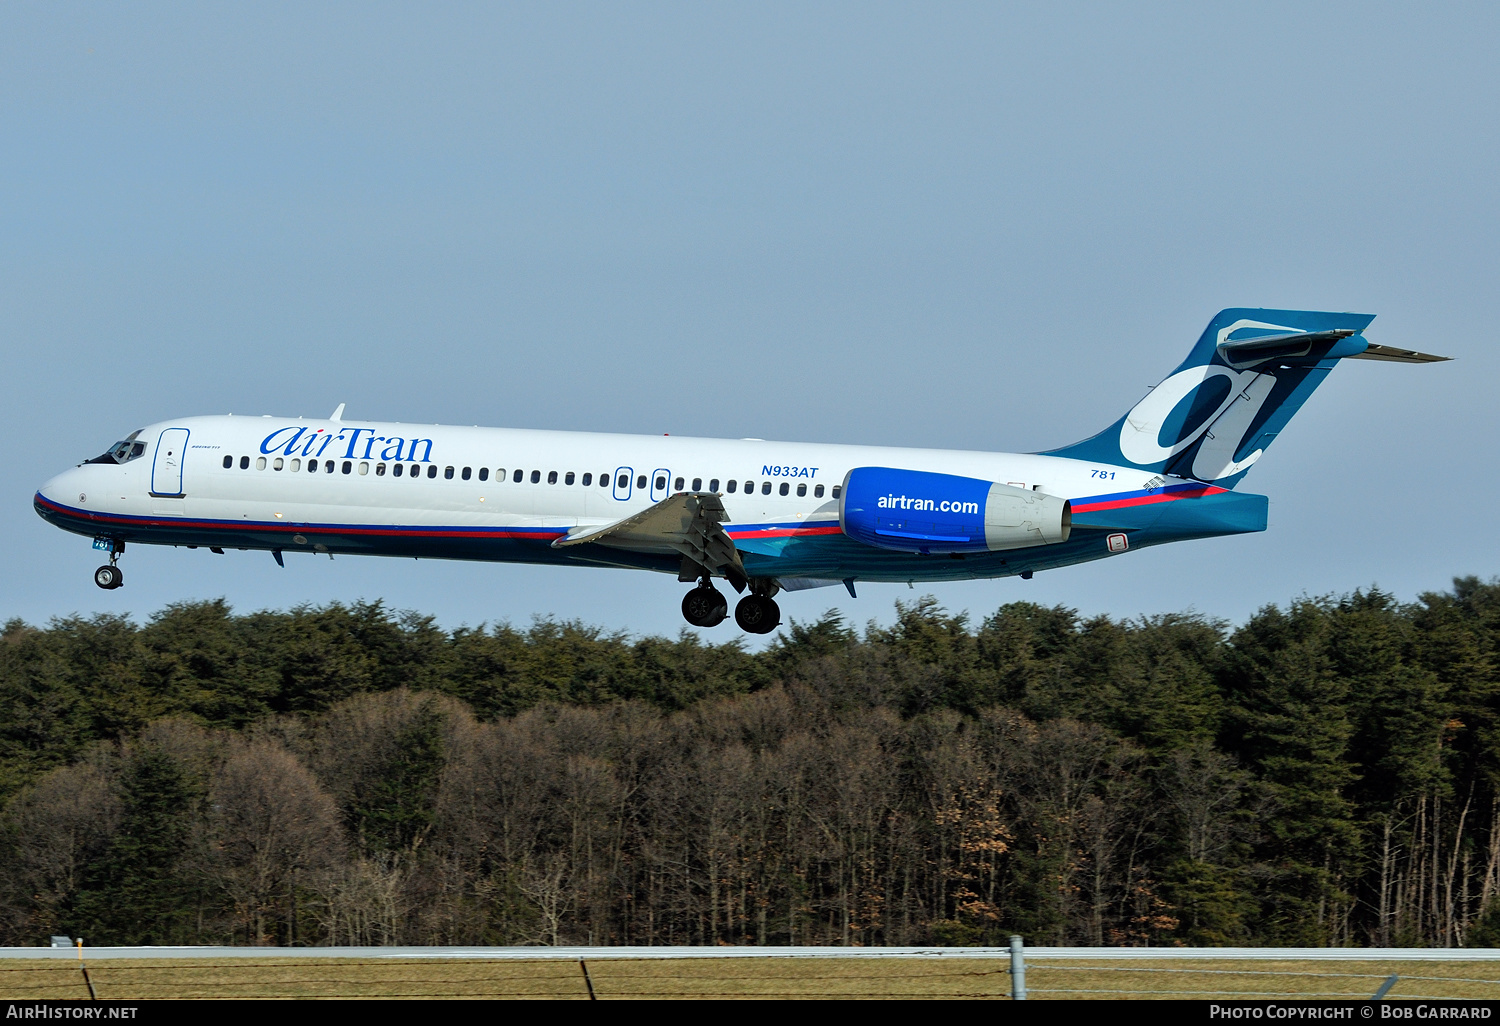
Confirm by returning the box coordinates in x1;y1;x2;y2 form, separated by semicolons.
3;2;1496;641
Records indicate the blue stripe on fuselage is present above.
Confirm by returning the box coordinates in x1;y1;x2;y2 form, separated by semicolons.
35;485;1267;584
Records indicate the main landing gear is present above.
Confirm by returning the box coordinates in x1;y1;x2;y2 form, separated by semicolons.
734;593;780;634
682;581;729;627
93;538;125;590
681;577;780;634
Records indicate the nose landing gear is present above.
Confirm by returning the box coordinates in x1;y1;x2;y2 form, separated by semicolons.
93;538;124;590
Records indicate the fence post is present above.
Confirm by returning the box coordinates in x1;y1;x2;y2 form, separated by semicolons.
1009;935;1026;1000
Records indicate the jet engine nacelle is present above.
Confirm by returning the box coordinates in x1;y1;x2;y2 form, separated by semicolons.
839;467;1071;554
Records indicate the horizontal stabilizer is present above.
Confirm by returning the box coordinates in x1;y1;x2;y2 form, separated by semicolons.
1349;343;1452;364
1216;329;1360;369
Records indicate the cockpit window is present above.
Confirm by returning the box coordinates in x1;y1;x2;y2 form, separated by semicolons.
86;439;147;465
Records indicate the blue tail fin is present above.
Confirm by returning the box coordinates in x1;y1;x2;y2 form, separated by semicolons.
1042;308;1387;488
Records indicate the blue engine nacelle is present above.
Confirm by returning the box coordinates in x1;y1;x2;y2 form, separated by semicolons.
839;467;1072;554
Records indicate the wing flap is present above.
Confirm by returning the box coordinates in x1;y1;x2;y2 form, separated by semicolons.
552;492;747;589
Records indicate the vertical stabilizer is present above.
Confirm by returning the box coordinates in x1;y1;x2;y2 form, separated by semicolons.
1038;308;1438;489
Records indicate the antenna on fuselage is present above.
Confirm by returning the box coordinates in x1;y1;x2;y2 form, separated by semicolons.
329;403;345;422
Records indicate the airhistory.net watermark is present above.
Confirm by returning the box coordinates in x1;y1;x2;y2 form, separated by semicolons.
5;1007;138;1019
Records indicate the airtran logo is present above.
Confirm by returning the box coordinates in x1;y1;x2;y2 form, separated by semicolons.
260;426;434;462
1117;319;1296;481
876;494;981;515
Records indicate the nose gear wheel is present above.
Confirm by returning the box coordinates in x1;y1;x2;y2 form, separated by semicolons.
91;538;125;589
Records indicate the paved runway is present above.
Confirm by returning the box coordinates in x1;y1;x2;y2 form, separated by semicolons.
5;945;1500;961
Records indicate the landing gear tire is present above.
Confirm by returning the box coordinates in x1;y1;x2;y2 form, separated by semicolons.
734;595;780;634
682;586;729;627
94;565;123;590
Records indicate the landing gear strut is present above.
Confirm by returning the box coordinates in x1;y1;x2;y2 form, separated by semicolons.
681;580;729;627
93;538;125;590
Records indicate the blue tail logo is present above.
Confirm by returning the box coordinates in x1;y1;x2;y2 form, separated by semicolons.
1043;308;1399;488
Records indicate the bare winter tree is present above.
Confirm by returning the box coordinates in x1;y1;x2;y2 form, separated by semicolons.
0;757;121;943
205;739;344;944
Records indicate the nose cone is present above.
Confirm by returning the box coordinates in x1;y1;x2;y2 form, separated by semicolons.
35;467;94;535
37;466;86;506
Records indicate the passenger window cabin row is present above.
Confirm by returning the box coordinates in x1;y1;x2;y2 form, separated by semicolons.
219;455;840;499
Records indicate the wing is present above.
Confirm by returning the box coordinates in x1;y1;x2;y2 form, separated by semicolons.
551;492;748;591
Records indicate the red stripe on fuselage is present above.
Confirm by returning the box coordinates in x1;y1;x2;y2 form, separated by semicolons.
34;495;563;540
727;524;844;540
36;494;839;543
1070;484;1226;514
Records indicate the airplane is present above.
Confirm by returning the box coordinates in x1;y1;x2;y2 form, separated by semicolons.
34;308;1448;634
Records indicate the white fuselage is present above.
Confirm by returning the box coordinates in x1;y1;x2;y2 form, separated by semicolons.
38;412;1256;610
55;415;1140;532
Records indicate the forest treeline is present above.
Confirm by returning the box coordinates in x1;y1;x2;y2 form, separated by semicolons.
3;578;1500;948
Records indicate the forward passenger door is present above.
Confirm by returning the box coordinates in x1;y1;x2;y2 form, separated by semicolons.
150;428;190;497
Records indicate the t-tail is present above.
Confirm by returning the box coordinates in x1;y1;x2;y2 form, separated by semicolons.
1041;308;1450;488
